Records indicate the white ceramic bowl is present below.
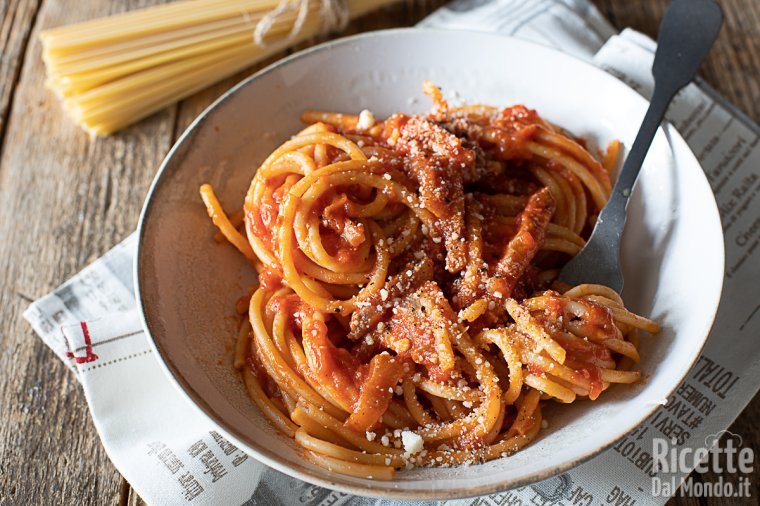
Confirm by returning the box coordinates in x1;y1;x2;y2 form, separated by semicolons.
135;29;724;499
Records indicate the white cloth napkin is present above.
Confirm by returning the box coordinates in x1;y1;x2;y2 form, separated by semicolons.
24;1;760;504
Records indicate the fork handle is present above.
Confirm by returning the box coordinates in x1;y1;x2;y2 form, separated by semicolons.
557;81;682;291
602;0;724;229
600;85;675;229
557;0;722;292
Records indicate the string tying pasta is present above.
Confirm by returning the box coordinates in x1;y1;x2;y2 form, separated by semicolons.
202;82;660;480
254;0;313;45
254;0;349;45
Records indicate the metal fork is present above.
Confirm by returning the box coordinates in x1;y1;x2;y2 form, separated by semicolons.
558;0;723;293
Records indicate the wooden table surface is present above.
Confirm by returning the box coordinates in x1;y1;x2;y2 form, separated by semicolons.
1;0;758;504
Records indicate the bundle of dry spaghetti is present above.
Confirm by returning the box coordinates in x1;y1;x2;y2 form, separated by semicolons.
40;0;396;136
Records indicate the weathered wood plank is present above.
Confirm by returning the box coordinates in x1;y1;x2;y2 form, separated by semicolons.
0;0;44;146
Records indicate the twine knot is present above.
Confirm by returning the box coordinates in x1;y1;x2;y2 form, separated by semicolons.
253;0;350;47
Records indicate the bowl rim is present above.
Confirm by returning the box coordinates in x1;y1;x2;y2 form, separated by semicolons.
134;27;725;500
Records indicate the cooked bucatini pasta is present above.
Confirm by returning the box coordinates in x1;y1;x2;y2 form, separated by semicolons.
200;82;660;480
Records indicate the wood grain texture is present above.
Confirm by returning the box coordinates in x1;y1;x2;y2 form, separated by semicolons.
0;1;756;505
0;0;43;146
